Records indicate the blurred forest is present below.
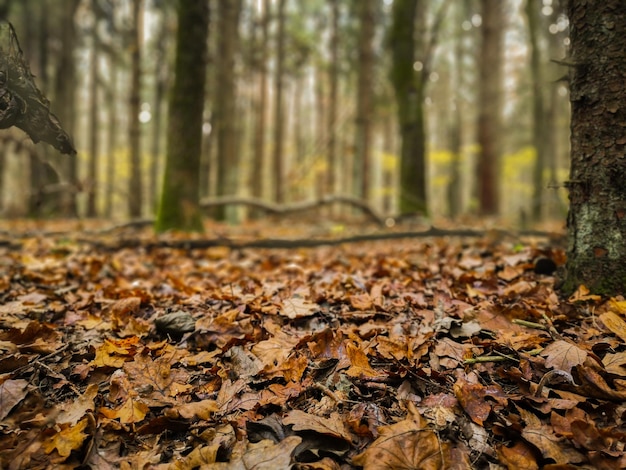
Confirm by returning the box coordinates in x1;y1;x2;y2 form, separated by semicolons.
0;0;570;227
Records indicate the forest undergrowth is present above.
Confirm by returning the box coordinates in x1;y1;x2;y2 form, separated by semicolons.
0;219;625;469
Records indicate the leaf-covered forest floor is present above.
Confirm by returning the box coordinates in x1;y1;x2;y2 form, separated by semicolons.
1;219;626;469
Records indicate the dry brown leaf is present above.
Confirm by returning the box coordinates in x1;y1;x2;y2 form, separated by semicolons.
56;383;98;425
352;407;450;469
0;379;29;420
284;410;351;442
454;376;508;426
541;339;588;374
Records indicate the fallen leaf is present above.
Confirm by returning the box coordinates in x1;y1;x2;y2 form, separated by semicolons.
352;405;450;469
541;340;588;374
599;311;626;342
43;417;89;458
0;379;29;420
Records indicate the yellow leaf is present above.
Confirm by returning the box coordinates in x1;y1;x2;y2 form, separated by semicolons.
111;397;149;424
43;417;89;457
600;311;626;343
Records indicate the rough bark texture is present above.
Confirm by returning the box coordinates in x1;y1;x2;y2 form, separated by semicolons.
563;1;626;296
155;0;208;233
390;0;427;215
476;0;503;216
128;0;143;218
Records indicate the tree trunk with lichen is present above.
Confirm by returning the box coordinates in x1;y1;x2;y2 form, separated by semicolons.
562;1;626;296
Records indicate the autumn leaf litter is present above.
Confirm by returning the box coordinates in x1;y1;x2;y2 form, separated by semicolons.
1;225;626;469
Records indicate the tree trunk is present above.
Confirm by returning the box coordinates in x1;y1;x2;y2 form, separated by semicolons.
87;11;99;218
155;0;209;233
476;0;503;216
314;58;327;200
446;0;469;219
526;0;547;222
104;58;117;218
149;12;167;213
272;0;286;203
128;0;143;218
563;1;626;296
354;0;374;201
54;0;80;217
251;0;269;205
390;0;427;215
214;0;241;220
327;0;339;198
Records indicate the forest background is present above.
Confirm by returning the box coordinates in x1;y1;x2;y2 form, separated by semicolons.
0;0;570;228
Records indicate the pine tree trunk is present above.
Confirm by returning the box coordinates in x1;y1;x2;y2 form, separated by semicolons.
563;1;626;296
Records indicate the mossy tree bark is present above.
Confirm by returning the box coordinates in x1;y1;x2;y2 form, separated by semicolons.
563;1;626;296
155;0;209;233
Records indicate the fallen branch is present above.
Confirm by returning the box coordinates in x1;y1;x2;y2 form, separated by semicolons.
200;195;387;226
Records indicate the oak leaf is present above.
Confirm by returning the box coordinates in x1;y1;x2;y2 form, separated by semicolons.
43;417;89;458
